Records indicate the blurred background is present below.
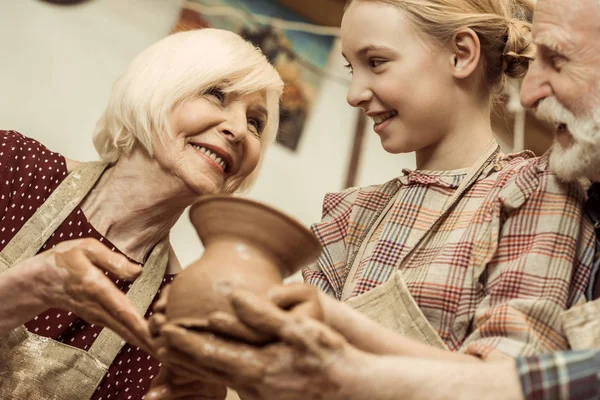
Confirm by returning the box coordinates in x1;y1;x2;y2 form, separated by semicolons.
0;0;552;268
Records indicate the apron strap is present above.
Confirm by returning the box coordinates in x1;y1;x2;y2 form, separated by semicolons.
88;237;169;366
398;140;500;267
0;159;170;369
341;189;402;301
0;161;108;272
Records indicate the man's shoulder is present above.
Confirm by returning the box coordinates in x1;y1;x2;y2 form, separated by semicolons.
484;150;586;208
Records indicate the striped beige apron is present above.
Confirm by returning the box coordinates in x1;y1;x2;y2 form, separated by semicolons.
0;162;168;399
562;298;600;350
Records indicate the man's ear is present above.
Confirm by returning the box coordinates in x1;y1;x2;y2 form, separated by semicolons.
450;28;481;79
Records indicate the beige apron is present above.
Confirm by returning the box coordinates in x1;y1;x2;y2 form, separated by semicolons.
343;142;501;349
0;162;169;400
562;298;600;350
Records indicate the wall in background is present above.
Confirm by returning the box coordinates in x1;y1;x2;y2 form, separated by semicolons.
0;0;414;266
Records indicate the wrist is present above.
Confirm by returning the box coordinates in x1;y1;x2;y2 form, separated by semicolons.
14;256;54;309
327;347;374;400
0;258;51;333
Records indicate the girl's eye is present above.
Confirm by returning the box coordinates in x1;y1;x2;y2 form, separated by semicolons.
206;87;226;103
343;63;353;75
369;59;385;69
248;117;265;137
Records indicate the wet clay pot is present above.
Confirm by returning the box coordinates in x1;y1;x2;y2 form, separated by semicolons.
165;195;322;342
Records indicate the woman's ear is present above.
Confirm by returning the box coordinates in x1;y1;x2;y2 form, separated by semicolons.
450;28;481;80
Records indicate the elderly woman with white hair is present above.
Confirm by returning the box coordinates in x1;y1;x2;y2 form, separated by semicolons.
0;28;282;400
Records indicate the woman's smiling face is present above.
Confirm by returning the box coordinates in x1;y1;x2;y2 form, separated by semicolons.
152;89;268;195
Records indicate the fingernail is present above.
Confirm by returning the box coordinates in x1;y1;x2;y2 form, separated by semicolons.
157;348;167;359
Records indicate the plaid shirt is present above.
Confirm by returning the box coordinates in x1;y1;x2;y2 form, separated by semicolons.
303;152;595;358
517;350;600;399
584;182;600;300
515;184;600;400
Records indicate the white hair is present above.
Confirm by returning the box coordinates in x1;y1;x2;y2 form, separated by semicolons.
537;88;600;181
93;28;283;192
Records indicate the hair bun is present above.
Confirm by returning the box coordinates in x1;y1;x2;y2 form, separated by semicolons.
502;18;535;79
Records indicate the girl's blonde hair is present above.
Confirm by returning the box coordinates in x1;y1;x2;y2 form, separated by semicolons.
346;0;535;102
93;28;283;193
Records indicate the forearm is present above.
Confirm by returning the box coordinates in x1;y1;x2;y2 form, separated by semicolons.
339;354;523;400
320;293;479;362
0;262;48;334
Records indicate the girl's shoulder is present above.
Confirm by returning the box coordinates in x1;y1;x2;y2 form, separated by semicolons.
318;179;399;220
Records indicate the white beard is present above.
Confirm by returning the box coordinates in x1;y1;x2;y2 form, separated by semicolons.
534;95;600;181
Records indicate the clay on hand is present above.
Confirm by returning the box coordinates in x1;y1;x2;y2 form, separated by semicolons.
148;284;228;400
147;197;325;399
165;282;325;348
164;196;322;346
30;238;152;353
155;288;356;400
145;363;227;400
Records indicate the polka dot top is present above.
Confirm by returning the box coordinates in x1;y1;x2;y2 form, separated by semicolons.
0;131;175;400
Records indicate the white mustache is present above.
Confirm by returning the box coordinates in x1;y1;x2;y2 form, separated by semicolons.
541;92;600;181
534;97;599;145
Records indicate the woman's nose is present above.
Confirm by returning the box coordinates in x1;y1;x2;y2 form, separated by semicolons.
219;108;248;143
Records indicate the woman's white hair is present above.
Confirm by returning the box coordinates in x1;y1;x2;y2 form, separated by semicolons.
93;28;283;193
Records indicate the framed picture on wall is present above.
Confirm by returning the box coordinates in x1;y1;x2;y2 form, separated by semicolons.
173;0;336;152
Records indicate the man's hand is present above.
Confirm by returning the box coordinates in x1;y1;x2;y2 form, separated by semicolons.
173;282;325;345
145;367;227;400
147;285;228;400
154;288;363;400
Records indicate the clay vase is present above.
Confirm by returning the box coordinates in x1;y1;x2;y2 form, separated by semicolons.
165;195;322;343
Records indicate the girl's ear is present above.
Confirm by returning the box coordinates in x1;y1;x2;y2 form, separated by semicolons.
450;28;481;80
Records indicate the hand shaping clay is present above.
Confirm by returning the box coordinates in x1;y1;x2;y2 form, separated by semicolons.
165;195;322;344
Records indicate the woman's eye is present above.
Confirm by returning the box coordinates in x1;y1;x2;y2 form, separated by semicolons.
343;63;353;75
248;118;265;137
206;87;226;103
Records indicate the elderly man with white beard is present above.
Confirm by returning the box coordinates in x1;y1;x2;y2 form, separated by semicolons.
146;0;600;399
508;0;600;398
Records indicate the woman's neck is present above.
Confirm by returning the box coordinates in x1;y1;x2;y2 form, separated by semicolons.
79;148;196;262
415;104;497;171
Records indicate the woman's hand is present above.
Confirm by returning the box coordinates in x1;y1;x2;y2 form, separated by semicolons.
154;288;363;400
0;238;152;353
